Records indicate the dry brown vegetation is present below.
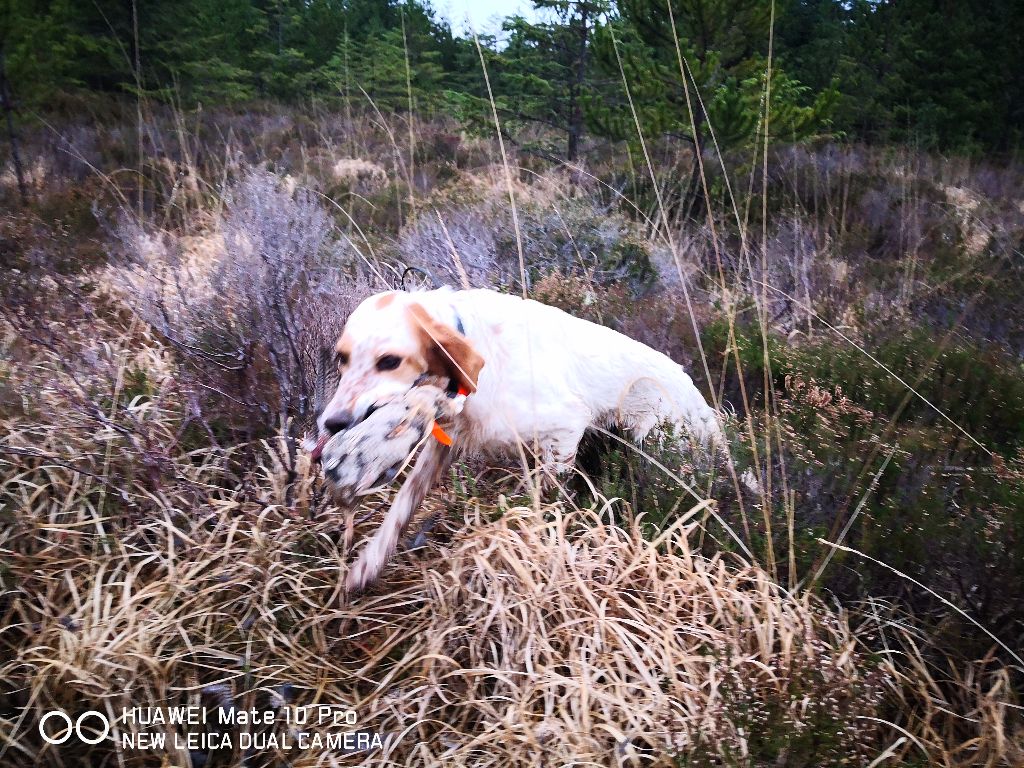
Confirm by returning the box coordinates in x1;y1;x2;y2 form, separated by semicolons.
1;104;1023;766
0;315;884;766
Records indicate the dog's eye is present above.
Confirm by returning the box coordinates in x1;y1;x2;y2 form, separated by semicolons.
336;352;349;369
376;355;402;372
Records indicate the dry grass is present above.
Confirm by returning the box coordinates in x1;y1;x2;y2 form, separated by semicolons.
2;98;1023;765
0;331;885;765
0;309;873;765
1;309;1020;766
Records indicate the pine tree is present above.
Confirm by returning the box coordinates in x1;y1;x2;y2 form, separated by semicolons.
445;1;607;162
834;0;1022;153
324;8;445;114
525;0;608;161
588;0;837;214
1;0;132;103
146;0;265;102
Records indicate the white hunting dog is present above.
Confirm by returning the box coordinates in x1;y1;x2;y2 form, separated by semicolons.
317;287;724;591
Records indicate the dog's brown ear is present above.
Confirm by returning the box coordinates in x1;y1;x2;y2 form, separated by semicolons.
408;303;484;393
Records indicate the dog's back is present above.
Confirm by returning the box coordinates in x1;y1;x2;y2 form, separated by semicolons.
439;289;721;456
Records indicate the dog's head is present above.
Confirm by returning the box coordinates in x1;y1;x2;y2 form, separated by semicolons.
317;291;484;436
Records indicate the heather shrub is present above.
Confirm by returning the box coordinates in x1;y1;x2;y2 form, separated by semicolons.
329;157;389;194
0;272;198;531
114;168;378;462
399;192;657;292
701;320;1024;657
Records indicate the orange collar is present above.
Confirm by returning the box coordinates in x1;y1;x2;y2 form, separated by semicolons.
430;421;454;446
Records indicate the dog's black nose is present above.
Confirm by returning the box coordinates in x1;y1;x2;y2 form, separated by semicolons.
323;410;354;434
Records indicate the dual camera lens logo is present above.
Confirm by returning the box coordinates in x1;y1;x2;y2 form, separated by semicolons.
38;710;111;745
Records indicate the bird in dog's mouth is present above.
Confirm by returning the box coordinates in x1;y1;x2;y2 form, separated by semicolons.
305;381;464;506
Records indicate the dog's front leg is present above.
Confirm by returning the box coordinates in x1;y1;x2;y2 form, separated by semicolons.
345;438;453;593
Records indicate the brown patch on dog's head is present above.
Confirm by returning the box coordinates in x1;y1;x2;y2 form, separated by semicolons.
374;292;397;309
407;303;484;393
335;332;354;360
